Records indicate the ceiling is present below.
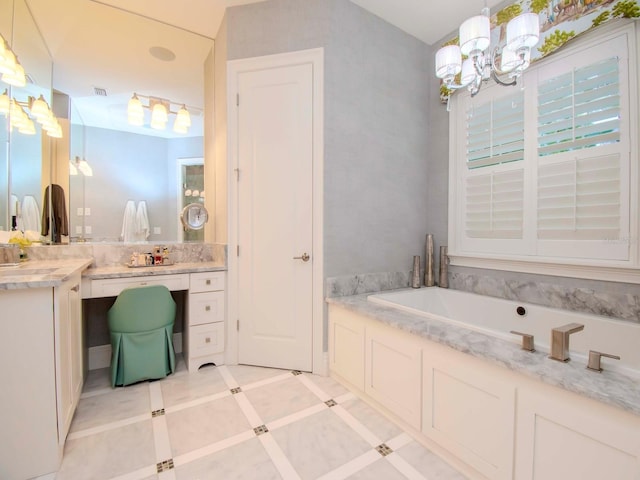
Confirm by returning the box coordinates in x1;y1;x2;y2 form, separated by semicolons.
24;0;505;138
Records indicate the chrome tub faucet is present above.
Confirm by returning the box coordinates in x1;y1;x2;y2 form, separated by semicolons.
549;323;584;362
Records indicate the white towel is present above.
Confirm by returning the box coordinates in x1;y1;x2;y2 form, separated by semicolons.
18;195;41;233
121;200;137;242
135;201;150;241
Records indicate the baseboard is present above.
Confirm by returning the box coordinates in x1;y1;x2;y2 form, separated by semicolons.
88;332;183;370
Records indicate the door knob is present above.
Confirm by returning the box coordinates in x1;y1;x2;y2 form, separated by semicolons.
293;253;310;262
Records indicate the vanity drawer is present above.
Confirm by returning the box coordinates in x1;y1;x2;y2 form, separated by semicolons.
189;291;225;326
89;274;189;298
190;271;225;293
188;322;224;356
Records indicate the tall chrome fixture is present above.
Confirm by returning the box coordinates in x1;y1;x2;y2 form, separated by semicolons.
439;246;449;288
549;323;584;362
411;255;421;288
425;234;435;287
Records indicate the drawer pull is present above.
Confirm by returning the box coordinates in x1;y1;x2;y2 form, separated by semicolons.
205;305;211;311
205;337;211;343
206;279;211;285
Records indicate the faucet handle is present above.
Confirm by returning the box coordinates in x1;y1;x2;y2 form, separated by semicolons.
510;331;535;352
587;350;621;372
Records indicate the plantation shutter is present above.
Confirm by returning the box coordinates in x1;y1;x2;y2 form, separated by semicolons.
538;57;620;156
466;169;524;239
467;91;525;169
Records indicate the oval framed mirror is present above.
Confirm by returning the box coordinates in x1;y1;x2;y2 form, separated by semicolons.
180;203;208;231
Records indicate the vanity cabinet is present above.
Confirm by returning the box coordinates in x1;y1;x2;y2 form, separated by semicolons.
185;271;226;372
328;303;640;480
0;273;83;479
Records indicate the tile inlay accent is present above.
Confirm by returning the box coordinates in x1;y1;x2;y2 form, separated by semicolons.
151;408;165;417
230;387;242;394
291;370;303;376
253;424;269;436
325;399;337;408
376;444;393;457
156;458;175;473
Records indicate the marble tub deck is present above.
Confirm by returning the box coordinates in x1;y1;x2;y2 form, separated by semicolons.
327;291;640;418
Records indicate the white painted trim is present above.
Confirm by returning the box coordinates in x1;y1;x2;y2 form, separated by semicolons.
88;333;183;370
175;157;204;241
226;48;325;374
451;255;640;284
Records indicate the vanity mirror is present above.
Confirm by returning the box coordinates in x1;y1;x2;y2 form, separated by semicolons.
0;0;53;235
11;0;214;243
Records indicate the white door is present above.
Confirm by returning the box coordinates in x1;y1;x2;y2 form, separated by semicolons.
237;62;313;371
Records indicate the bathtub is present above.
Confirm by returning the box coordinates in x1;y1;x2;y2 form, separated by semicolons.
368;287;640;376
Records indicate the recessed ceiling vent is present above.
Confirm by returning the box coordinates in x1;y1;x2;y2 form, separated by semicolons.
93;86;107;96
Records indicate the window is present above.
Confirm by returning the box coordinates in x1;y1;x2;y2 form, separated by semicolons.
449;25;635;271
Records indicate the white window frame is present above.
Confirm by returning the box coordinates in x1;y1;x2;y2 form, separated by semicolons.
448;21;640;284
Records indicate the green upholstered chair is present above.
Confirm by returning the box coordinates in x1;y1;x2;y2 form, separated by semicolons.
108;285;176;387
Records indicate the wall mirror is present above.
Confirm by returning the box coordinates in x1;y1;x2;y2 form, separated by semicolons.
9;0;214;243
0;0;52;235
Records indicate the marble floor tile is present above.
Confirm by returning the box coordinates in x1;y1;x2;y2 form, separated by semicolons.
174;437;280;480
270;408;372;479
396;440;468;480
243;375;323;424
226;364;291;387
160;365;228;408
54;364;468;480
166;395;251;457
305;372;350;399
346;457;408;479
339;397;403;444
57;420;155;480
70;381;150;432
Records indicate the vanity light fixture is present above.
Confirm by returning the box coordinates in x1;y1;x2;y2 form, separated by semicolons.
0;90;63;138
127;92;193;133
0;34;26;88
435;5;539;98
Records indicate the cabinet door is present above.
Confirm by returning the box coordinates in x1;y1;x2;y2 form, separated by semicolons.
328;305;365;390
515;383;640;480
55;276;83;445
365;322;422;429
422;342;515;480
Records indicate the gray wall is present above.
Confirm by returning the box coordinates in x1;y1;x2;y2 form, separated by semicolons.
68;126;203;242
225;0;432;278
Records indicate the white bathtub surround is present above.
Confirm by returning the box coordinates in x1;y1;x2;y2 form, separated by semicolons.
450;268;640;324
326;271;410;297
328;290;640;416
328;292;640;479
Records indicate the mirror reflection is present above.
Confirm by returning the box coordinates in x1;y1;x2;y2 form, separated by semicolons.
3;0;213;243
1;0;52;238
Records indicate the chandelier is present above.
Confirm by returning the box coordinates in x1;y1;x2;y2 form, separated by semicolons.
435;6;540;98
127;93;192;133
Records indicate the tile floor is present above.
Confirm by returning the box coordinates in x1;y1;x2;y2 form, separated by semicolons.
55;358;468;479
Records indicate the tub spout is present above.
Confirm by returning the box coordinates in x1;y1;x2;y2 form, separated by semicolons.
438;246;449;288
549;323;584;362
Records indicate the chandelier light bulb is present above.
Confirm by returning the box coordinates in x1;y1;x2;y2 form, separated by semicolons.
3;61;26;87
435;45;462;81
506;13;540;52
30;94;50;121
0;89;9;115
0;48;16;75
459;14;491;56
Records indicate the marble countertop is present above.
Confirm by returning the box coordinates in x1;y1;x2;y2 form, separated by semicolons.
0;258;93;290
0;259;226;289
327;291;640;417
83;261;227;280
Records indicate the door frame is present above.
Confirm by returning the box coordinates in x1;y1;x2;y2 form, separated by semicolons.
226;48;325;374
